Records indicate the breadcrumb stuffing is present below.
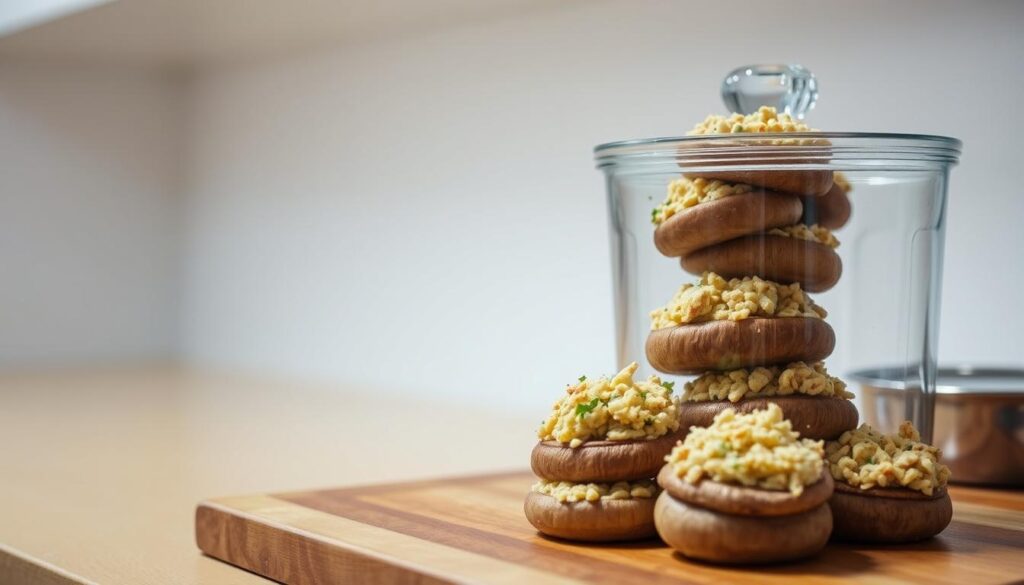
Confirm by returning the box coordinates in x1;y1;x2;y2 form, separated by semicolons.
768;223;840;248
651;177;753;225
684;361;853;403
686;106;826;146
666;404;824;495
650;272;826;330
826;422;951;496
833;172;851;192
689;106;814;134
538;362;679;447
531;479;658;503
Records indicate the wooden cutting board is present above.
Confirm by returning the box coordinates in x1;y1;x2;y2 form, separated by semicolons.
195;471;1024;585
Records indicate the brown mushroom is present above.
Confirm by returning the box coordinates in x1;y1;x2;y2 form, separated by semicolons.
801;181;851;229
524;491;658;542
680;234;842;293
675;133;834;197
654;490;832;564
653;192;803;258
829;481;953;543
657;465;834;516
646;318;835;374
684;169;834;198
531;427;686;483
678;396;858;441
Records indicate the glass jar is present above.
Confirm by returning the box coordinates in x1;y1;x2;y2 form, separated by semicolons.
595;131;961;441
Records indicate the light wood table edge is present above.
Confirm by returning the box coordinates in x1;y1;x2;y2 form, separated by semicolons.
0;543;97;585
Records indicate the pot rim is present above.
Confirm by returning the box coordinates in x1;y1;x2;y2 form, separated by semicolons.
850;365;1024;396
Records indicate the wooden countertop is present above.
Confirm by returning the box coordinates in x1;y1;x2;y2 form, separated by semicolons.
194;471;1024;584
0;367;533;585
2;367;1023;584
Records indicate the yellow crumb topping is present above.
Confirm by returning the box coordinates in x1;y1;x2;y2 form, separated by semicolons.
826;422;951;496
651;177;753;225
537;362;680;447
650;272;826;330
768;223;840;248
531;479;659;503
666;403;824;495
833;171;851;192
688;106;815;135
683;361;853;403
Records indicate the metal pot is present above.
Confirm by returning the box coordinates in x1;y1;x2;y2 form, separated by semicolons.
851;366;1024;487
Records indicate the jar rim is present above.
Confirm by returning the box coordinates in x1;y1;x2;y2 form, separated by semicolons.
594;132;962;172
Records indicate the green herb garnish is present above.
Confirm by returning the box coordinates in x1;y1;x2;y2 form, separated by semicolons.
663;381;675;392
575;398;600;418
577;375;586;382
650;208;660;222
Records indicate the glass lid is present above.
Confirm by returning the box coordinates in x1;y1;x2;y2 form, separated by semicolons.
594;64;961;172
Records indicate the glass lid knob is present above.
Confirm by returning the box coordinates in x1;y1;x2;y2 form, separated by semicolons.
721;64;818;119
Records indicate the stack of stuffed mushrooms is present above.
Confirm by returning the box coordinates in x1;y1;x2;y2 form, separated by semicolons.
524;107;954;563
656;404;835;563
525;362;685;542
647;106;857;445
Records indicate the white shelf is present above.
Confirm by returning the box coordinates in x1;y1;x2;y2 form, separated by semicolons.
0;0;557;68
0;0;107;37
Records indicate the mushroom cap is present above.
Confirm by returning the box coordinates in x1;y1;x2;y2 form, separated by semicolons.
531;427;686;483
683;169;834;198
678;395;858;441
680;234;842;293
829;481;953;543
646;317;835;374
654;192;802;258
801;181;851;229
523;491;658;542
674;135;834;197
657;466;834;516
654;491;832;564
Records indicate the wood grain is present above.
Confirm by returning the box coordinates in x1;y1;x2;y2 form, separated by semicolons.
196;472;1024;585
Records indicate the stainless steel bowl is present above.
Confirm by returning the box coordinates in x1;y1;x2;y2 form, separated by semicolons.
851;366;1024;487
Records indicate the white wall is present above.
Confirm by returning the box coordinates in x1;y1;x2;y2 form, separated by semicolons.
179;0;1024;410
0;63;181;367
1;1;1019;401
